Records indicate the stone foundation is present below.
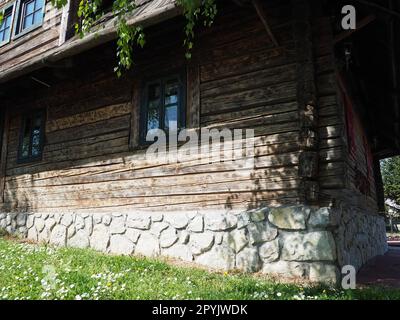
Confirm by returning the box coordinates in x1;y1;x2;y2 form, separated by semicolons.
0;204;387;284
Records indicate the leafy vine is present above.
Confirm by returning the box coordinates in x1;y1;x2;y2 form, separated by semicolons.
50;0;218;76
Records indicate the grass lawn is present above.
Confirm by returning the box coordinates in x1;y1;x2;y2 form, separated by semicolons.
1;237;400;300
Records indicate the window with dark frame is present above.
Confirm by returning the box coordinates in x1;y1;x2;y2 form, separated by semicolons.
140;73;186;143
0;5;14;45
18;109;46;163
14;0;44;36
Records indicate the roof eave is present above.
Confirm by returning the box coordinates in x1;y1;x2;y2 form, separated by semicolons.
0;1;180;84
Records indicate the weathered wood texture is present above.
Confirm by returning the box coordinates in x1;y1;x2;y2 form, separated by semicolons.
0;0;379;214
0;1;303;213
311;10;379;212
0;0;63;73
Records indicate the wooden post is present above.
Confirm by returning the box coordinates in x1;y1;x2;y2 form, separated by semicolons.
0;107;10;203
129;79;141;151
292;0;319;203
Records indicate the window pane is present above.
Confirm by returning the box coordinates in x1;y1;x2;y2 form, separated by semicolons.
24;14;35;29
36;0;44;10
165;80;179;105
21;117;32;159
33;10;42;24
146;84;161;131
31;113;43;157
147;108;159;131
25;1;35;15
0;12;12;42
164;105;178;131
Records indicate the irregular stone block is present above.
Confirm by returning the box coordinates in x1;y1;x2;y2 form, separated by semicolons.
164;213;190;229
281;231;336;261
196;245;236;271
151;213;163;222
247;222;278;244
308;207;334;228
236;248;261;272
75;216;85;230
61;213;73;227
93;215;102;224
38;228;50;243
67;225;76;239
45;218;56;231
135;233;160;257
236;212;251;229
109;235;134;255
68;230;90;249
27;227;38;241
125;228;141;244
110;216;126;234
102;215;112;226
187;215;204;233
309;263;339;284
90;224;110;252
259;239;280;263
84;216;93;235
249;208;269;222
150;222;169;237
160;227;178;248
163;244;193;262
35;219;45;233
179;231;190;244
205;213;237;231
50;225;67;247
126;215;151;230
268;206;310;230
215;233;224;245
227;229;248;253
262;261;309;278
190;232;214;255
26;215;35;229
16;213;27;227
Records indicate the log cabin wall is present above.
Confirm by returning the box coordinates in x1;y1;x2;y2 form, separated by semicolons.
0;0;64;73
311;2;379;213
0;0;379;214
1;0;306;214
0;0;388;281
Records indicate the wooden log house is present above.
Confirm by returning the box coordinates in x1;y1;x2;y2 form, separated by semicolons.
0;0;398;283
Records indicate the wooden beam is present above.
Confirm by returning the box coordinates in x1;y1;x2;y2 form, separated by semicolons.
251;0;279;47
129;79;141;151
333;14;376;43
0;108;10;203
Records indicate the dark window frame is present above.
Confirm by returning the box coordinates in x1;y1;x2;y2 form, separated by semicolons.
0;3;15;47
139;70;186;145
13;0;45;39
17;108;46;164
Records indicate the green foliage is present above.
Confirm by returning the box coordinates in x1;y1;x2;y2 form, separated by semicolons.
176;0;217;59
382;156;400;206
1;237;400;300
50;0;217;76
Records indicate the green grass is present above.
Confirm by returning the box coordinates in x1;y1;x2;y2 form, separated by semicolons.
0;237;400;300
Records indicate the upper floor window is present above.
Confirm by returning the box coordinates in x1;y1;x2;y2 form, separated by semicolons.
18;109;46;163
140;73;186;143
0;4;14;45
14;0;44;36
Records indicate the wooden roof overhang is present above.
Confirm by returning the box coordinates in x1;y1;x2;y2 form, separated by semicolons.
0;0;180;85
327;0;400;159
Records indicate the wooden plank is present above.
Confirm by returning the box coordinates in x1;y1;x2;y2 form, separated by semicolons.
0;108;10;203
